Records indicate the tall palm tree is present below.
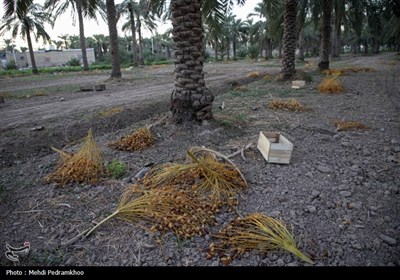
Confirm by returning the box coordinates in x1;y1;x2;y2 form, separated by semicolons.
297;0;308;61
3;0;33;19
105;0;121;78
251;0;284;59
332;0;345;57
116;0;138;66
44;0;99;71
280;0;298;81
0;3;52;74
227;15;246;61
92;34;106;61
318;0;332;70
149;0;245;123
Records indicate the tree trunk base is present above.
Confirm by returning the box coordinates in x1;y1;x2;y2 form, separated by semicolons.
171;88;214;123
318;61;330;71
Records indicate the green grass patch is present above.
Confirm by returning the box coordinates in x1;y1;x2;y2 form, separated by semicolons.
107;160;127;179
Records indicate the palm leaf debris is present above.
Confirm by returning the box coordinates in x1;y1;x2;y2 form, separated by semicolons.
268;98;306;112
142;147;248;208
45;128;105;186
208;213;314;265
334;120;368;131
108;127;155;151
86;185;215;238
318;75;344;93
247;71;260;78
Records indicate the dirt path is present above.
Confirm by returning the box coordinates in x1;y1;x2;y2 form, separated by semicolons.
0;61;270;130
0;61;275;167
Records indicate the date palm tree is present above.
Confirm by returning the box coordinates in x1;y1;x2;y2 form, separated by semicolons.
280;0;298;80
149;0;245;123
318;0;332;70
0;2;52;74
105;0;121;78
44;0;99;71
117;0;138;66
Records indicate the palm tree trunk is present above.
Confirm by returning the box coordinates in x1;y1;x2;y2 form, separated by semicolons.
137;18;144;65
298;27;305;61
106;0;121;78
318;0;332;71
26;27;38;75
280;0;298;81
170;0;214;123
233;36;237;61
129;2;138;67
77;1;89;71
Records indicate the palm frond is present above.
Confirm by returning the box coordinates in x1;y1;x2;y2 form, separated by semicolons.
45;128;106;186
209;213;314;265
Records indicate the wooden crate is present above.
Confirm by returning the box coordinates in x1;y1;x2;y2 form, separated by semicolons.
257;131;293;164
292;80;306;89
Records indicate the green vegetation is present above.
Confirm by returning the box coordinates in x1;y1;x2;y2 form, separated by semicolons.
66;57;81;67
107;160;127;179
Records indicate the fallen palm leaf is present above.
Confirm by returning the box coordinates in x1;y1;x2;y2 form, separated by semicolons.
143;147;247;207
209;213;313;265
108;127;155;151
247;71;260;78
322;69;344;76
45;128;105;186
268;98;306;112
344;67;375;73
86;185;215;238
318;75;344;93
334;120;367;131
99;106;124;117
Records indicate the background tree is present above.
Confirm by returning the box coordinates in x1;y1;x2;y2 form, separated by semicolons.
0;2;52;74
44;0;100;70
105;0;121;78
318;0;332;70
280;0;298;80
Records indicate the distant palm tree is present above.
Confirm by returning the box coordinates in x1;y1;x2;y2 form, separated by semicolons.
44;0;100;71
0;3;52;74
280;0;298;80
92;34;107;61
119;0;157;66
105;0;121;78
227;15;246;61
318;0;332;70
251;0;284;59
58;34;71;49
117;0;138;66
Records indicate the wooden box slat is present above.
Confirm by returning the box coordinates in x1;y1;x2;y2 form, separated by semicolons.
257;131;293;164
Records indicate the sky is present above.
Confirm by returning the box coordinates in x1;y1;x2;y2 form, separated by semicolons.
0;0;261;51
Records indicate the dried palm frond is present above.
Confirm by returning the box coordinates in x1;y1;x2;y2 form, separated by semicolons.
344;67;375;73
322;69;344;76
98;106;124;117
247;71;260;78
86;185;215;238
209;213;313;265
45;128;105;186
108;127;155;151
318;75;344;93
268;98;306;112
334;120;367;131
142;147;247;207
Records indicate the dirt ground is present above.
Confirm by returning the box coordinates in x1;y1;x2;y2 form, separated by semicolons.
0;53;399;266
